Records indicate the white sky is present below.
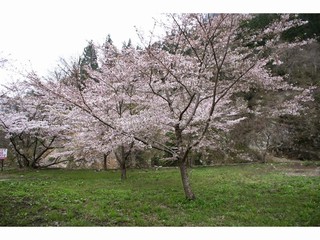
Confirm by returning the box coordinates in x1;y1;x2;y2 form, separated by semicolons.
0;0;318;86
0;0;166;82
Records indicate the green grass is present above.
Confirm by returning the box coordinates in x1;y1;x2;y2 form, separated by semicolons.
0;163;319;226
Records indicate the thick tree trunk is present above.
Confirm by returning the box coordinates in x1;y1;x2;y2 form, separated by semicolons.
115;147;127;180
174;125;196;200
179;161;196;200
31;160;38;169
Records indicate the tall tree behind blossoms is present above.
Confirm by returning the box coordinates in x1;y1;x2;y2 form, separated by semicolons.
29;14;314;200
77;41;100;90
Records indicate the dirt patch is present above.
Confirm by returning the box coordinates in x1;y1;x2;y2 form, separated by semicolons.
285;165;320;177
269;156;320;176
269;156;301;163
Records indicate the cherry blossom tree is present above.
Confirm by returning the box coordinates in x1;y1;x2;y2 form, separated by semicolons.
0;82;70;168
29;41;150;179
133;14;314;199
28;14;314;199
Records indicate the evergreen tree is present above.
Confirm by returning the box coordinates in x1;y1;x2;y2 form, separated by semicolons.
122;39;132;50
77;41;99;90
105;34;113;45
80;40;99;70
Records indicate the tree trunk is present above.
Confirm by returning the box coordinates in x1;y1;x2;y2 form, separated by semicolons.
115;147;127;180
17;155;23;168
31;160;37;169
262;151;267;163
174;125;196;200
179;161;196;200
103;153;108;170
120;161;127;180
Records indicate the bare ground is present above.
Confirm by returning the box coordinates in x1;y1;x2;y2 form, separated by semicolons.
269;156;320;176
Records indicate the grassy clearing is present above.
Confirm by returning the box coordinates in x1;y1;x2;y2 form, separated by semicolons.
0;162;319;226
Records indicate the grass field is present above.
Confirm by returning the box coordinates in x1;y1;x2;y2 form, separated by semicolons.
0;162;319;226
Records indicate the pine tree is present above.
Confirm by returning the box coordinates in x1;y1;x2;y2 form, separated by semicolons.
77;41;99;90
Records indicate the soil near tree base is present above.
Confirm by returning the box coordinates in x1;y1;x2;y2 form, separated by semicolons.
267;156;320;176
285;164;320;176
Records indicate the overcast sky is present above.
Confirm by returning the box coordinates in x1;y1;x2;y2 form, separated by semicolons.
0;0;166;83
0;0;317;86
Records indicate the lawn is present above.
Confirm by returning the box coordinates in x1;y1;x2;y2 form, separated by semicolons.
0;162;319;226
